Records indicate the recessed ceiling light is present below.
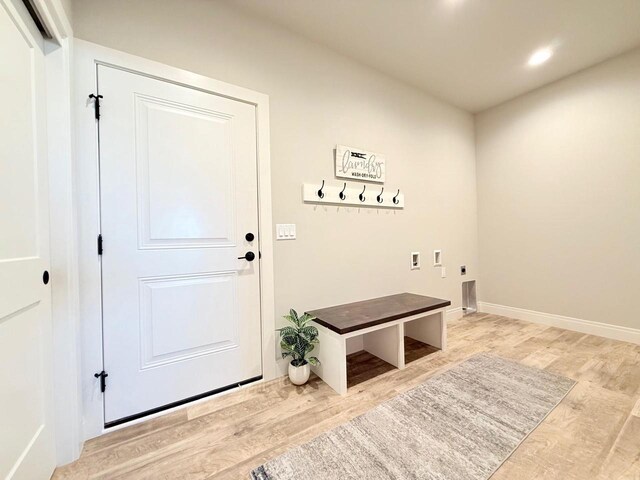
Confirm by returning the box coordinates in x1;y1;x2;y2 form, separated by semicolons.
528;48;553;67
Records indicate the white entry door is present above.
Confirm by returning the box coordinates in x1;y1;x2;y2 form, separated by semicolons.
0;1;56;478
98;65;263;424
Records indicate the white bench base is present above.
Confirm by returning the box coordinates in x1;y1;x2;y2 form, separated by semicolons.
310;308;447;395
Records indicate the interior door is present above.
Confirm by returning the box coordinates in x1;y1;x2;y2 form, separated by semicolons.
98;65;262;425
0;1;56;478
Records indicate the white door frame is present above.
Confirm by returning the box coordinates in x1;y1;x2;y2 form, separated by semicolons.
74;39;276;440
39;9;83;469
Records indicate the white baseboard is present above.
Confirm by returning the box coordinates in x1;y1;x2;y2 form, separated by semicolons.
478;302;640;345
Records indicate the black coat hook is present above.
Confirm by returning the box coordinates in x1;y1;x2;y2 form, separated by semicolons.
317;180;325;199
339;182;347;200
393;189;400;204
377;187;384;203
359;185;366;202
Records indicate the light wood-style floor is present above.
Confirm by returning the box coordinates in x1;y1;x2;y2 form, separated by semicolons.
53;313;640;479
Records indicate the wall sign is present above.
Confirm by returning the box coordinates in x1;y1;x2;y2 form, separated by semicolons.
335;145;385;183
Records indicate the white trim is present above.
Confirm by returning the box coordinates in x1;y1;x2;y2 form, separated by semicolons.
74;39;275;441
478;302;640;345
31;0;72;41
46;36;83;465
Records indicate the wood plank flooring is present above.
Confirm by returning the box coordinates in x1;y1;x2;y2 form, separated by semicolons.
53;313;640;479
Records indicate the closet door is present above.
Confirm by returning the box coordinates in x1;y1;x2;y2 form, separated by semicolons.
0;0;56;478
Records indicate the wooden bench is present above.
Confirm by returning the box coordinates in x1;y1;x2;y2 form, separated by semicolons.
306;293;451;395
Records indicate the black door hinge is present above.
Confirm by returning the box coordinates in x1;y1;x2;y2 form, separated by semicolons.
89;93;103;120
97;234;103;255
94;370;108;393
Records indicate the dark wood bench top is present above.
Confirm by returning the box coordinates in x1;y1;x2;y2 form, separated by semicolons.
306;293;451;335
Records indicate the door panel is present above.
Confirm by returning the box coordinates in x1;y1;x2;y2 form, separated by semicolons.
0;4;37;264
139;272;239;368
136;94;236;247
0;1;55;478
99;65;262;424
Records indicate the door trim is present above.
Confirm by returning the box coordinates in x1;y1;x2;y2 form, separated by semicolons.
74;39;276;441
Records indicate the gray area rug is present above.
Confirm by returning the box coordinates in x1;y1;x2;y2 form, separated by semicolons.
251;353;575;480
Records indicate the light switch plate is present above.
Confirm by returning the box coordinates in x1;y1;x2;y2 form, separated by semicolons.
276;224;296;240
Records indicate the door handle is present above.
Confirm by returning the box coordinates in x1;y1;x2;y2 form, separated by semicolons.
238;251;256;262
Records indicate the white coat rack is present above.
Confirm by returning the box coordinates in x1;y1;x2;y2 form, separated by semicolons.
302;181;404;209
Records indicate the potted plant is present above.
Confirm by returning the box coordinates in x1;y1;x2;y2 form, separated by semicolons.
278;309;320;385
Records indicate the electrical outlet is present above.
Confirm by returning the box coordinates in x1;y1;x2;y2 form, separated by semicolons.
441;266;446;278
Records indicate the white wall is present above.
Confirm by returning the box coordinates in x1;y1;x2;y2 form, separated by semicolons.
72;0;478;327
476;48;640;331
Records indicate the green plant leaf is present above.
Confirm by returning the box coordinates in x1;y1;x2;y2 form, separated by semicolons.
280;346;295;357
307;356;320;366
299;325;318;341
278;326;298;339
282;335;298;346
298;313;314;326
281;308;321;364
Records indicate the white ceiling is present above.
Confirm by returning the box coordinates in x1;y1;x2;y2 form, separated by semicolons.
224;0;640;112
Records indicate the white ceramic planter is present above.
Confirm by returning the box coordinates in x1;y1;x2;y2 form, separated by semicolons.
288;362;311;385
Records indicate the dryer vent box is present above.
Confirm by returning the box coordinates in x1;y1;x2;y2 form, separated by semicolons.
462;280;477;315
